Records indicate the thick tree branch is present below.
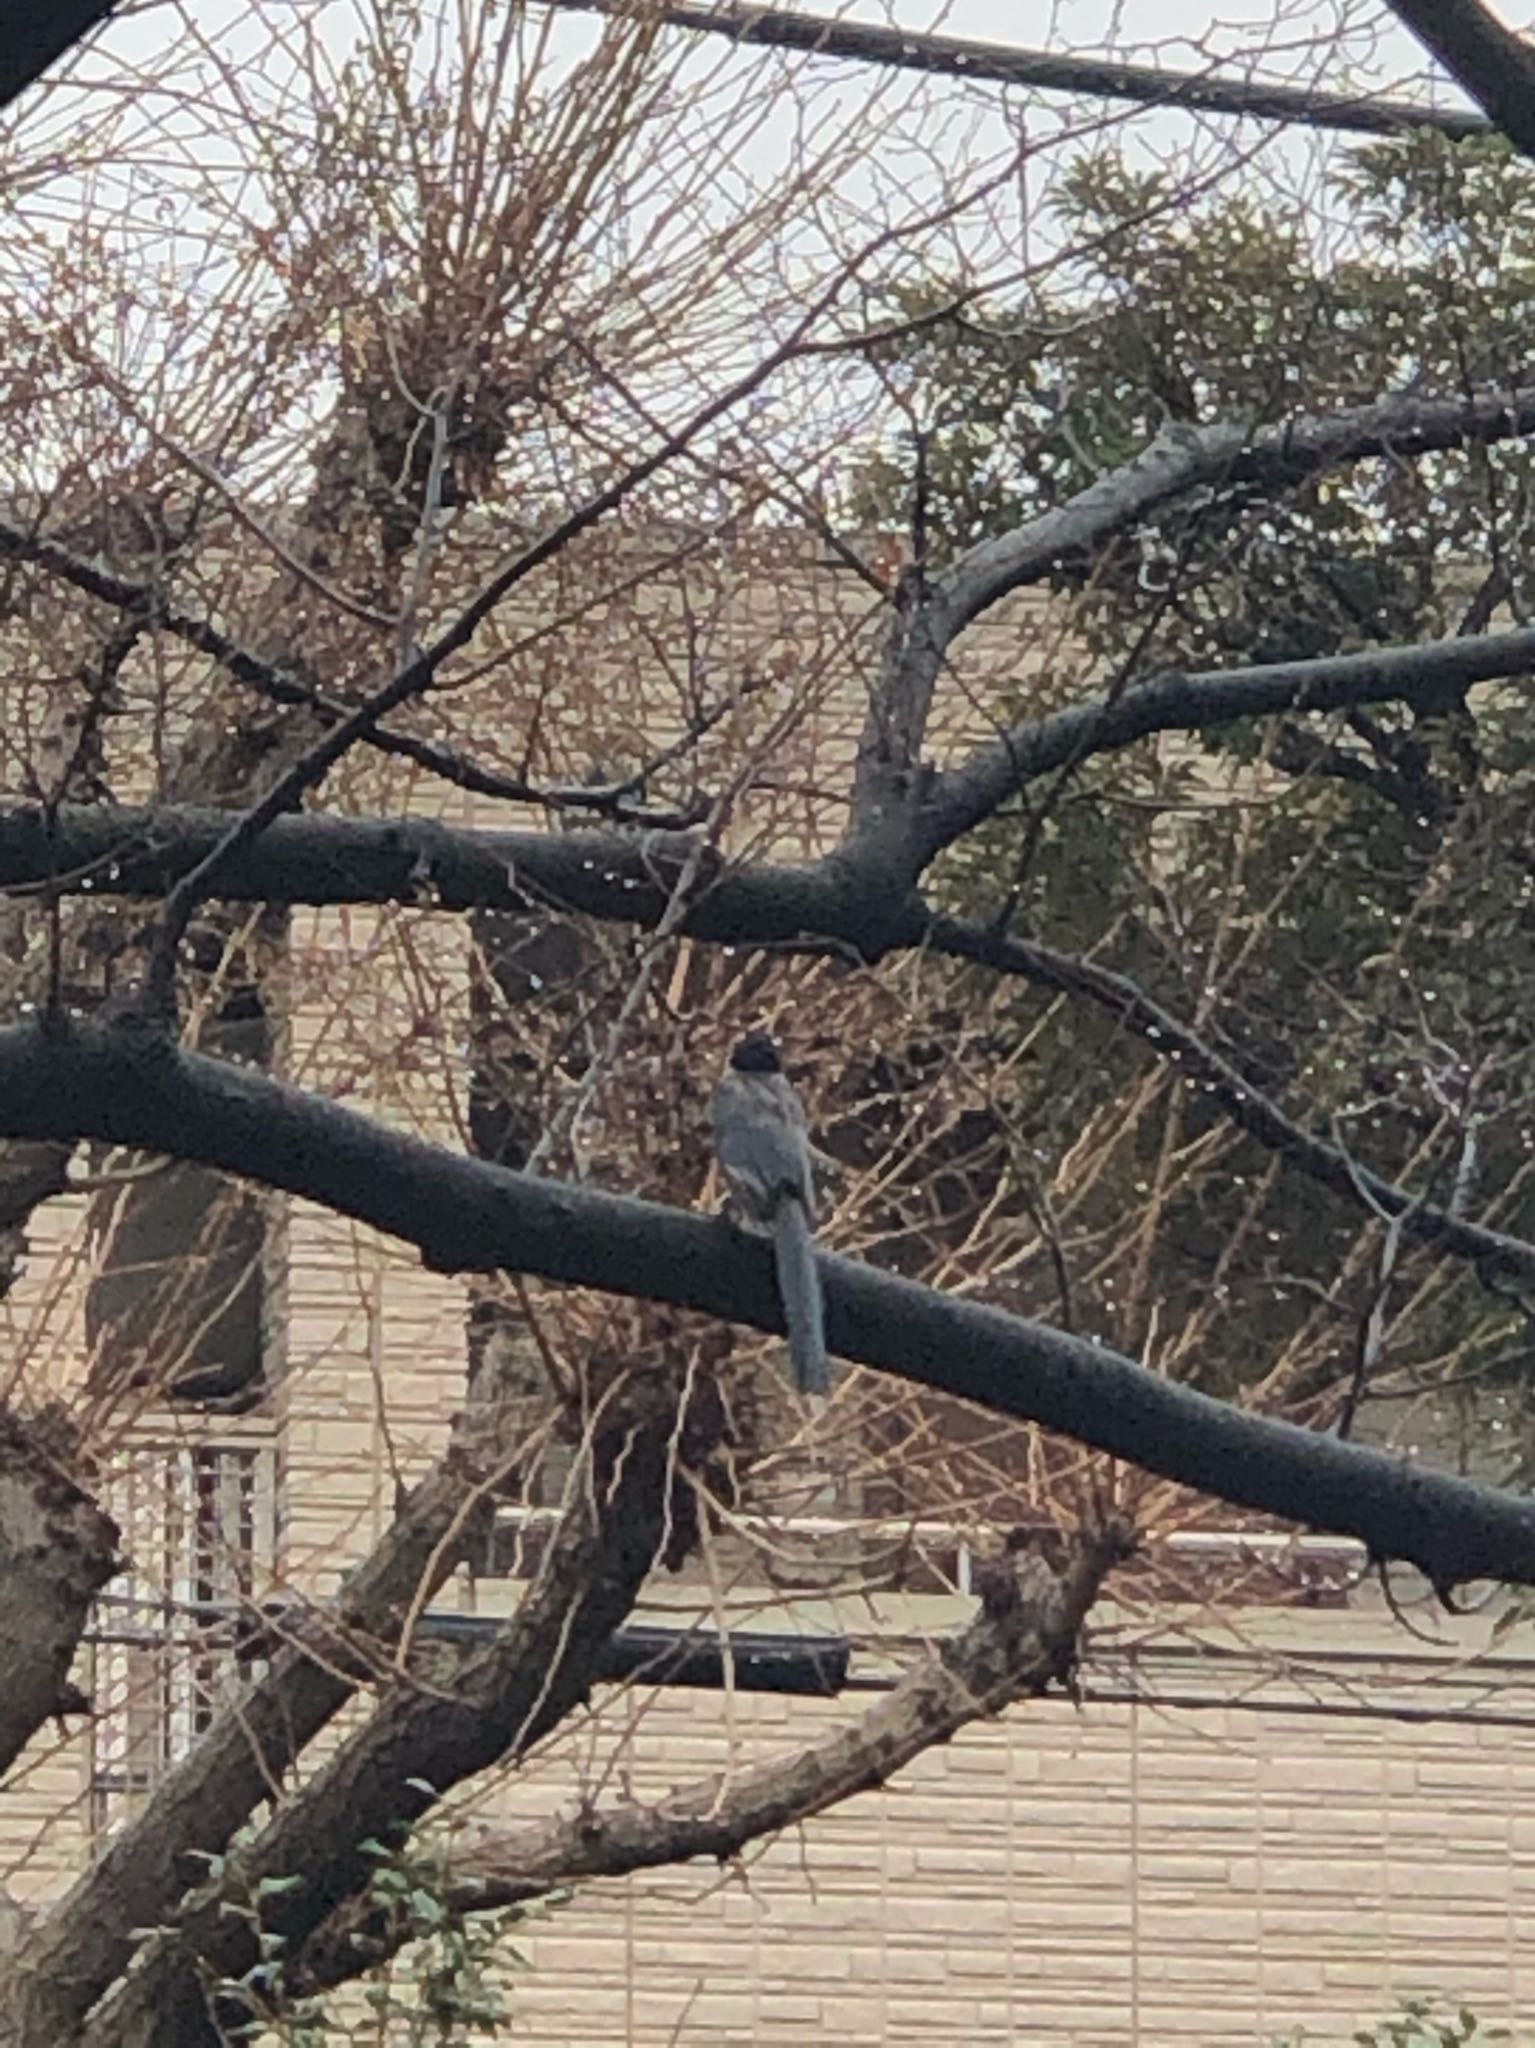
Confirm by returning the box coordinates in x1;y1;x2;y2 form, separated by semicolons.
543;0;1491;141
6;627;1535;1317
78;1393;681;2047
11;376;1535;889
9;614;1535;930
129;225;919;1011
0;1408;119;1780
0;1143;73;1299
919;622;1535;859
15;378;1535;880
0;802;928;954
842;386;1535;863
292;1524;1126;1997
0;1;116;108
0;1017;1533;1590
932;388;1535;645
0;1404;527;2044
1385;0;1535;162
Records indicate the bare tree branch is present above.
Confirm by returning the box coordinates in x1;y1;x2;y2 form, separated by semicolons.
135;309;842;1011
932;389;1535;644
11;587;1535;945
842;387;1535;865
7;611;1535;1302
0;1407;119;1779
1385;0;1535;161
0;513;708;824
919;622;1535;860
0;1402;529;2044
77;1388;686;2047
0;802;926;952
542;0;1491;141
6;578;1535;940
923;916;1524;1287
291;1523;1127;1996
12;377;1535;897
0;1017;1533;1590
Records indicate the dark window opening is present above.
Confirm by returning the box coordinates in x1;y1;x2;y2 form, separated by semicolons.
86;988;275;1411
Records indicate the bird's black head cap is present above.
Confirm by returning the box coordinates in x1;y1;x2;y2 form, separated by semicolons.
729;1031;782;1075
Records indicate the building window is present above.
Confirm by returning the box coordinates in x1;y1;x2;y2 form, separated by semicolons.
89;1441;272;1835
85;992;275;1411
86;1161;268;1408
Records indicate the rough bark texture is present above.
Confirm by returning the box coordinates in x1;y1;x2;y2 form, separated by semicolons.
0;1144;72;1300
0;1402;524;2045
77;1386;690;2047
0;1406;120;1779
293;1523;1127;1994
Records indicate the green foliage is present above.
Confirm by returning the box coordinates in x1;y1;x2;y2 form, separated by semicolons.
855;133;1535;1444
857;132;1535;648
1277;1995;1518;2045
240;1833;561;2046
354;1841;523;2044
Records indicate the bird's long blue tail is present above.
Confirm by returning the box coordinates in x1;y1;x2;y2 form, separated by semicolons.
772;1199;829;1396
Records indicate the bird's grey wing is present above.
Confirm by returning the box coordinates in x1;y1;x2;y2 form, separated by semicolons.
713;1072;815;1217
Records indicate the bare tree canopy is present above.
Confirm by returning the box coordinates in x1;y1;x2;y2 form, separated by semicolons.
3;3;1535;2043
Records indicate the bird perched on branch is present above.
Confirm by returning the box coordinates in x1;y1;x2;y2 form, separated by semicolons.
712;1032;829;1398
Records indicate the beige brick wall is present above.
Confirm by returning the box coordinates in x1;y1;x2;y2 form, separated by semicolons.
10;1592;1533;2043
377;1614;1535;2047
